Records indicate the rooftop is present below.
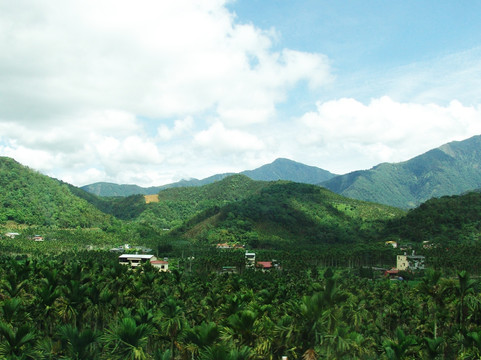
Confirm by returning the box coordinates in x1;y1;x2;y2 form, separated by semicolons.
119;254;155;259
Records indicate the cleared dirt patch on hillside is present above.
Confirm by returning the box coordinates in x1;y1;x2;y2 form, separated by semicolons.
144;194;159;203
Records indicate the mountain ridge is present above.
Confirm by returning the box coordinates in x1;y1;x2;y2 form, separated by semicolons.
81;158;337;197
321;135;481;208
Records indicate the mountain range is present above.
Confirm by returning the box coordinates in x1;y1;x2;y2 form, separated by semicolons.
321;135;481;208
3;151;481;249
81;158;337;197
82;135;481;209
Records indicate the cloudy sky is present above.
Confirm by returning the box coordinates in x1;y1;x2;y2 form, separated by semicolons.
1;0;481;187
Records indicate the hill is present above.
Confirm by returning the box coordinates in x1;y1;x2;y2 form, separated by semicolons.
169;180;404;248
321;135;481;208
136;174;270;229
384;191;481;246
0;157;114;228
81;158;335;197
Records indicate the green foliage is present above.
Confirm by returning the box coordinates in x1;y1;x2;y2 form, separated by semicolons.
386;191;481;246
0;247;480;359
0;157;114;228
171;180;403;247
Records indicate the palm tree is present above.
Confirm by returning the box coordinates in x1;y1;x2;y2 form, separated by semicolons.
417;269;443;337
0;297;26;325
57;324;99;359
422;336;444;360
58;280;89;328
34;283;61;335
382;327;417;360
224;310;258;347
200;344;253;360
320;326;354;359
0;321;37;359
182;321;220;358
159;297;185;359
103;317;154;360
456;270;475;329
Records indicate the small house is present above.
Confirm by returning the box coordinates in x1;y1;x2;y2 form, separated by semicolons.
256;261;273;271
397;253;425;271
150;260;169;272
216;243;231;249
119;254;157;268
5;232;20;239
384;268;402;280
221;266;238;274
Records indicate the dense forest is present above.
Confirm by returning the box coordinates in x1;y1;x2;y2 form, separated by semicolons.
1;249;481;359
0;158;114;228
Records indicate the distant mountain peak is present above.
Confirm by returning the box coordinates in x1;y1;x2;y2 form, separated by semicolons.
322;134;481;208
82;159;336;196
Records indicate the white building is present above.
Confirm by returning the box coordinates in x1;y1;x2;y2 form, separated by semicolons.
397;253;425;271
119;254;157;268
245;252;256;268
4;232;20;239
150;260;169;272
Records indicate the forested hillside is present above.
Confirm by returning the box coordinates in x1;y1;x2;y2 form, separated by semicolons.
385;191;481;245
0;157;114;228
171;180;404;248
137;175;271;229
322;135;481;208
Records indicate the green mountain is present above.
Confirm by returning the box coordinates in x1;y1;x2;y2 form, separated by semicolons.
136;174;270;229
81;174;236;197
168;179;403;248
66;185;148;221
321;135;481;208
385;191;481;245
240;158;336;183
0;157;114;228
81;158;335;197
81;182;162;196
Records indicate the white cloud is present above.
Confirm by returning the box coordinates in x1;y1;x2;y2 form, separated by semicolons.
0;0;334;185
0;0;331;124
194;122;264;153
157;116;194;141
296;96;481;173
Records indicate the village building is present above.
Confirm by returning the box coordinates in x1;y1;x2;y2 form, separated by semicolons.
118;254;157;268
256;261;273;271
150;260;169;272
396;253;425;271
4;232;20;239
245;251;256;268
216;243;231;249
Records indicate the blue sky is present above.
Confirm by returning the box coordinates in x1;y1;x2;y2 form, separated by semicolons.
1;0;481;186
231;0;481;103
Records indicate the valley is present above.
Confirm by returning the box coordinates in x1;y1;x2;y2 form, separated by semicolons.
2;135;481;358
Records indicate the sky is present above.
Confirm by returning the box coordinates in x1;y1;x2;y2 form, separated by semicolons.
1;0;481;187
